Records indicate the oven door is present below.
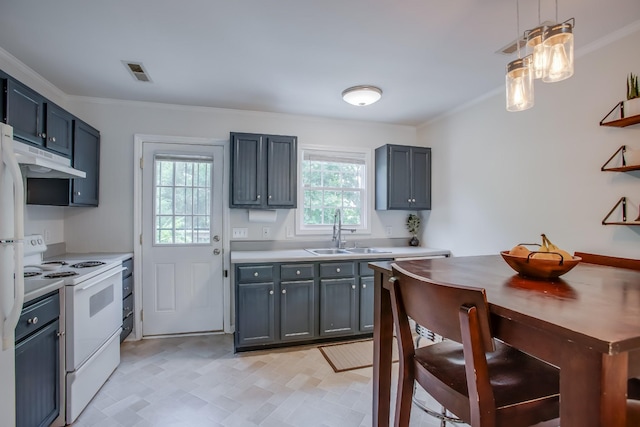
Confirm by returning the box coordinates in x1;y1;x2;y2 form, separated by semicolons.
65;266;124;371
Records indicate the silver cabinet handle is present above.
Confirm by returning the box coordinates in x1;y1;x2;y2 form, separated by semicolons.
28;317;38;325
296;270;300;275
257;195;261;199
282;289;286;294
75;191;81;196
362;284;367;289
49;136;56;142
412;199;416;202
351;285;356;290
408;198;411;202
269;290;274;295
336;268;341;273
254;272;259;277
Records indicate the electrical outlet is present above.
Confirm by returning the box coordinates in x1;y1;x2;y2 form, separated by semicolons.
232;228;248;239
262;227;271;239
44;229;51;243
385;226;393;236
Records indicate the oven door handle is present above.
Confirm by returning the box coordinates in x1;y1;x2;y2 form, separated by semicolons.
76;266;126;291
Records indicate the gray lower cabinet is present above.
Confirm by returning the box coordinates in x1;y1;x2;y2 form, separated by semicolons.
280;280;316;341
359;276;375;332
237;281;276;347
15;291;61;427
320;278;358;336
235;258;388;351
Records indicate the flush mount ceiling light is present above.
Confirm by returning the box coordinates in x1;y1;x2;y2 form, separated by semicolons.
342;85;382;106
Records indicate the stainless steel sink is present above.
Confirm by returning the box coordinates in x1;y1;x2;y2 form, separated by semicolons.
305;247;391;255
305;248;351;255
345;248;391;254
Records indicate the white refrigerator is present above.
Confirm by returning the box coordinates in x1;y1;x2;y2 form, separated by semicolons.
0;122;25;427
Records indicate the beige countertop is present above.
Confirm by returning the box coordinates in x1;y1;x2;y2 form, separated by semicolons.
231;246;450;264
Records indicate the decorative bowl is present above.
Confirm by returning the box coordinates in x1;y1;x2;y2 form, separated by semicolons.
500;251;581;280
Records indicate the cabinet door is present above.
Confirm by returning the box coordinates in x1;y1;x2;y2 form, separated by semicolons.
230;133;264;207
5;78;44;146
359;277;374;332
266;135;297;208
320;278;357;336
410;147;431;210
71;120;100;206
45;102;73;156
280;280;316;342
15;320;60;427
387;145;413;209
236;282;276;346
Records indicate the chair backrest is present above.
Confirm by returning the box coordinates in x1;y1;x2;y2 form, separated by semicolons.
574;252;640;271
390;263;494;352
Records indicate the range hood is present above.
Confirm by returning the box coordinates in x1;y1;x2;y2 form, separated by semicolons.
13;139;86;179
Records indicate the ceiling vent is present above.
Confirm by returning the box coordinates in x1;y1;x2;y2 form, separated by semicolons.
496;20;555;55
122;61;152;82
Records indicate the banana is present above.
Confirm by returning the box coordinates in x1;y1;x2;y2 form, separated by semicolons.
541;234;573;261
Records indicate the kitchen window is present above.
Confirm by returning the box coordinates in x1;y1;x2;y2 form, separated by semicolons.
154;154;212;244
297;147;371;235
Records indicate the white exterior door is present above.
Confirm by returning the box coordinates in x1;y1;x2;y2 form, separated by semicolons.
141;142;224;336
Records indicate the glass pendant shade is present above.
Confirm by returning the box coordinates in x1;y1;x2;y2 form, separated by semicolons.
526;26;547;79
506;56;534;112
342;86;382;106
542;21;574;83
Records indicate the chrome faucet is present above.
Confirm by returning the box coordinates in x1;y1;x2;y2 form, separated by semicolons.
332;208;355;249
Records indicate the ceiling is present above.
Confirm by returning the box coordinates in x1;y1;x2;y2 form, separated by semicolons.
1;0;639;126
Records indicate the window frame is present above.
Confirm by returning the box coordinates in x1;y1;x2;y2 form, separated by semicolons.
296;145;372;236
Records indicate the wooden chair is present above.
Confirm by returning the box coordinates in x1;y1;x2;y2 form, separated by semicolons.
629;399;640;426
389;263;560;427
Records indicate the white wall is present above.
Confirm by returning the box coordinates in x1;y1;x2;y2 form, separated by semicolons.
417;23;640;258
63;98;417;252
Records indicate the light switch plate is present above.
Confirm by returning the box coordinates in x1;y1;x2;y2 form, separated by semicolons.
262;227;271;239
385;226;393;236
232;228;248;239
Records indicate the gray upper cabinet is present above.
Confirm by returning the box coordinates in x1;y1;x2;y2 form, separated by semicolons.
71;120;100;206
230;132;297;209
44;102;73;157
375;144;431;210
4;78;73;157
5;78;46;147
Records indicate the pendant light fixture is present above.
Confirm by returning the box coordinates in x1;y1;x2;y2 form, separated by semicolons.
525;1;547;80
506;0;534;112
542;18;574;82
342;85;382;106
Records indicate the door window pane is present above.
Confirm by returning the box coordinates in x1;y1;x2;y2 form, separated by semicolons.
154;155;212;245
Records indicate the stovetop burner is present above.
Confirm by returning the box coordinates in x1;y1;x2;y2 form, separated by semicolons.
44;271;79;279
70;261;106;269
42;260;68;266
24;271;42;278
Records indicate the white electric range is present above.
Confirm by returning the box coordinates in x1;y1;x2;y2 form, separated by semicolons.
23;235;125;424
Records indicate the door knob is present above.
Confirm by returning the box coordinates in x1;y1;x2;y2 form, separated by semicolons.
213;249;221;255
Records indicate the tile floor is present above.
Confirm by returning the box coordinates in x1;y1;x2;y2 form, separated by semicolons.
70;334;467;427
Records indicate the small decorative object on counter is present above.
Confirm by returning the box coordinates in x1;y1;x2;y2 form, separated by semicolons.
406;213;421;246
628;73;639;101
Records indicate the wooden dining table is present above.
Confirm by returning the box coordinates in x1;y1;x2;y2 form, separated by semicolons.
370;255;640;427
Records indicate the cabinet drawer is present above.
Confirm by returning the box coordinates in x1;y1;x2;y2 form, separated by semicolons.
16;292;60;342
122;275;133;298
237;265;274;283
281;264;314;280
122;294;134;319
122;258;133;279
121;315;133;342
320;262;355;278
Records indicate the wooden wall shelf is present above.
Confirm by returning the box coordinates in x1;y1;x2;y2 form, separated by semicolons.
601;145;640;171
600;101;640;127
602;197;640;225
